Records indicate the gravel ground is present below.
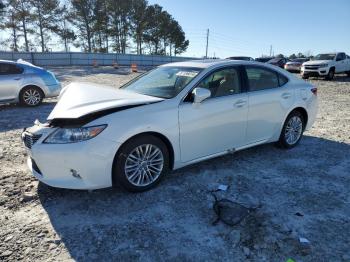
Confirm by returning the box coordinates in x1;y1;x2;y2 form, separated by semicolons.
0;66;349;262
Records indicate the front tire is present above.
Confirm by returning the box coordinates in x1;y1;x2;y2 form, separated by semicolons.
278;111;305;149
19;86;44;106
113;135;170;192
301;74;309;79
325;68;335;80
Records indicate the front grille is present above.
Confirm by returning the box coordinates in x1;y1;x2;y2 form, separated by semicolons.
305;65;320;70
23;133;42;149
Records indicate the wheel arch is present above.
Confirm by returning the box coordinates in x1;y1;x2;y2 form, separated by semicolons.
285;106;308;130
111;131;175;186
19;84;46;99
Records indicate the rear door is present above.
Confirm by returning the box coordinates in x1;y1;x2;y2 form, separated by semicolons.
244;66;294;144
0;63;24;101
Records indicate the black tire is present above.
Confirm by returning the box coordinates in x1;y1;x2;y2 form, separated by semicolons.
301;75;309;79
325;68;335;80
19;86;44;106
347;71;350;77
112;135;170;192
277;111;305;149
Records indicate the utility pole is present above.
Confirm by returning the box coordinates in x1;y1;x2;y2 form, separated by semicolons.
205;29;209;58
269;45;272;57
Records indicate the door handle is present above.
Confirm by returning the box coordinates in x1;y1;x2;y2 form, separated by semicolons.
13;77;21;80
234;100;246;108
282;93;291;99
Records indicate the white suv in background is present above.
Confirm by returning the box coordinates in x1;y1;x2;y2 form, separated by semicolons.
301;52;350;80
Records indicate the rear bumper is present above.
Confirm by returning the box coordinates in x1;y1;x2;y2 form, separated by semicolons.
46;83;62;97
284;65;301;72
305;97;318;131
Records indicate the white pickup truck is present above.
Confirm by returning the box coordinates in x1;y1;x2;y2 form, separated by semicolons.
301;52;350;80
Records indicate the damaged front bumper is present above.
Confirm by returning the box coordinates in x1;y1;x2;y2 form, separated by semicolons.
22;121;121;190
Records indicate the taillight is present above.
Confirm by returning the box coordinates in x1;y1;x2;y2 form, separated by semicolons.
311;87;317;96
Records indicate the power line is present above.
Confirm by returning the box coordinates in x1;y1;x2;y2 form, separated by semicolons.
205;29;209;58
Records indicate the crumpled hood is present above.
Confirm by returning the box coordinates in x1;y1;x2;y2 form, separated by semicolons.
303;60;331;66
48;82;164;120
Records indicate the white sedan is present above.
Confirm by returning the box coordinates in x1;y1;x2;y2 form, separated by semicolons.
22;60;318;192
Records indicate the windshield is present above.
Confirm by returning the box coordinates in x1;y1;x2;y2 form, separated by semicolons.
312;54;335;61
122;66;202;98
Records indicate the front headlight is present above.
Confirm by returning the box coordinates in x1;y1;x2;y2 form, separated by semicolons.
44;125;107;144
319;64;328;68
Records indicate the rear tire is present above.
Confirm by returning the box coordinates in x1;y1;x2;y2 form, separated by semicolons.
19;86;44;106
278;111;305;149
112;135;170;192
301;75;309;79
325;68;335;80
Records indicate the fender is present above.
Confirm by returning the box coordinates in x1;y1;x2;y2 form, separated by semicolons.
272;104;308;142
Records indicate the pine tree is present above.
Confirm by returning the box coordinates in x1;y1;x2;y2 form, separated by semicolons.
30;0;61;52
71;0;97;52
55;4;76;52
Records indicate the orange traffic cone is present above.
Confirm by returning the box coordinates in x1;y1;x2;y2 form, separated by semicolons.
131;63;138;72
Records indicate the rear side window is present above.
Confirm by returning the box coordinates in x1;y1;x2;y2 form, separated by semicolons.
245;67;279;91
0;63;24;75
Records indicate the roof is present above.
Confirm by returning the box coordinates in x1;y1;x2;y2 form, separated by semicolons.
161;59;251;69
0;59;16;64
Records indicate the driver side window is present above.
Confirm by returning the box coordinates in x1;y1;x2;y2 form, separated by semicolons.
197;67;241;98
336;53;345;61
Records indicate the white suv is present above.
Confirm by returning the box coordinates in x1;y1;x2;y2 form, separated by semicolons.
301;52;350;80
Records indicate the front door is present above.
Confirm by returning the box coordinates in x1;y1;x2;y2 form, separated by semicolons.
0;63;23;101
179;66;248;162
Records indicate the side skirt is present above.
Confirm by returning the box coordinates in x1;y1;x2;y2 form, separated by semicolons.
173;139;269;170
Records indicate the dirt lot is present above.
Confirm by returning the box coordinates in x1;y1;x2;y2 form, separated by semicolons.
0;66;349;262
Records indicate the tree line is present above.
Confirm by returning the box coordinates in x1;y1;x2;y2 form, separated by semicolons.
0;0;189;56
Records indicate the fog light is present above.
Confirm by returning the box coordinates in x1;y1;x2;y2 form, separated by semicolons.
70;169;82;179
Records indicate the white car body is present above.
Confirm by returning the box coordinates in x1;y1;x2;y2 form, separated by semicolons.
301;52;350;78
23;60;318;190
0;60;61;104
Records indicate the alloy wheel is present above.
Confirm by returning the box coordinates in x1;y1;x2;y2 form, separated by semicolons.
284;116;303;145
124;144;164;187
23;89;41;106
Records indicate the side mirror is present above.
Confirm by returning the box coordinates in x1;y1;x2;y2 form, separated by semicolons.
192;87;211;103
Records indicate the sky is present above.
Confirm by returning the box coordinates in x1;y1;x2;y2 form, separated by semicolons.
148;0;350;58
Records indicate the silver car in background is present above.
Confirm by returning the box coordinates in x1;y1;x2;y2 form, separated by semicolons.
284;58;309;73
0;59;61;106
